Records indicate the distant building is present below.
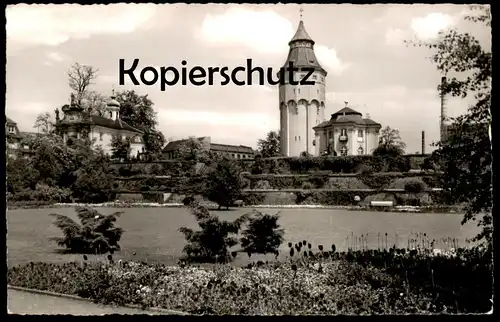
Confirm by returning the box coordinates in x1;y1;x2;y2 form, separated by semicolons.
313;103;381;156
5;117;38;159
162;136;255;160
55;92;145;158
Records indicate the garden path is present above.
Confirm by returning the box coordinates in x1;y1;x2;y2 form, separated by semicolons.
7;289;164;315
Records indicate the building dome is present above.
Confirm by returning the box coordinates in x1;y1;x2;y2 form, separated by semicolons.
107;97;120;108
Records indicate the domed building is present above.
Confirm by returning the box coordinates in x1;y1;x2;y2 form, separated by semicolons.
279;18;381;156
54;91;145;158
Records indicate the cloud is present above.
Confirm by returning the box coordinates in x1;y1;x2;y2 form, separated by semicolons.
315;46;350;75
198;7;349;75
198;7;294;55
411;12;455;40
6;4;157;49
43;51;68;66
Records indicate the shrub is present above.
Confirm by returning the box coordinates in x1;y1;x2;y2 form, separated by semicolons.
204;157;243;209
301;182;314;190
48;207;124;254
32;184;72;202
240;193;266;205
240;210;284;255
254;180;272;189
357;174;395;190
404;180;426;193
178;202;247;263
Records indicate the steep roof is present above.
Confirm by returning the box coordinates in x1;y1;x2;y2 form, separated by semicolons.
162;137;207;152
331;107;362;118
6;117;16;125
90;115;142;133
289;20;314;44
281;20;327;75
313;106;381;130
210;143;254;154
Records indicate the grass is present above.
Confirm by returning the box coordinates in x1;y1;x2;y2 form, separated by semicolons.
6;207;479;268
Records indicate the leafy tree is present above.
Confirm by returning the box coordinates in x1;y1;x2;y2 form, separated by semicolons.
204;155;243;210
49;207;124;254
110;135;131;161
257;130;281;157
407;5;492;247
6;156;40;193
81;90;108;116
376;126;406;155
240;210;284;255
115;90;165;154
178;202;247;263
72;147;114;203
177;137;208;162
68;62;99;105
33;112;54;134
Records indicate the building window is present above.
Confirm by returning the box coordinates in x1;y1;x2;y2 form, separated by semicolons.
8;126;15;133
298;136;301;141
341;129;347;136
99;133;103;141
358;130;364;138
295;136;297;141
312;75;317;80
341;146;348;156
328;131;333;138
109;112;113;118
358;146;364;155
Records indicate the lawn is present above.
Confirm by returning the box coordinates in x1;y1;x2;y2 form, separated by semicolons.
6;207;479;268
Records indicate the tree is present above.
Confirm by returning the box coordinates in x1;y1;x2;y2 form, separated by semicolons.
115;90;165;154
68;63;99;105
257;130;281;157
177;137;208;162
72;147;114;203
204;155;242;210
178;202;247;263
407;5;491;247
49;207;124;254
240;210;284;255
377;126;406;154
33;112;54;134
81;90;108;116
110;135;131;161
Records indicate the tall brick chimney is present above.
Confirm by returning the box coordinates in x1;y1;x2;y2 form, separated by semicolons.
421;131;425;154
440;76;448;142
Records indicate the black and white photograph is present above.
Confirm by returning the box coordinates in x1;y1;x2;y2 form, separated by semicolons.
5;2;492;315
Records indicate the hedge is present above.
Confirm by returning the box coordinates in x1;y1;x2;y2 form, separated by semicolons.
110;154;430;176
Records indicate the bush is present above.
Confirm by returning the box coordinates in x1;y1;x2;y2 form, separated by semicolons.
32;184;72;202
404;180;426;193
254;180;272;189
240;210;284;255
204;157;243;209
178;202;247;263
240;193;266;205
48;207;124;254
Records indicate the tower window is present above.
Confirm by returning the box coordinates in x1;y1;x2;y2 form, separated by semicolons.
312;75;317;79
341;146;348;156
295;136;297;141
358;146;364;155
358;130;364;138
329;131;333;138
298;89;300;94
298;136;301;141
341;129;347;136
109;111;113;118
8;126;15;133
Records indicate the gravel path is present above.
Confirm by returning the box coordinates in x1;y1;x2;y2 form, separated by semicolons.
8;289;163;315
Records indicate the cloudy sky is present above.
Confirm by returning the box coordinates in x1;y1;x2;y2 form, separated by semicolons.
6;4;491;153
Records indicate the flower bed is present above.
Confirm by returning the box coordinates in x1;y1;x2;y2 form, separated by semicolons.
8;247;491;315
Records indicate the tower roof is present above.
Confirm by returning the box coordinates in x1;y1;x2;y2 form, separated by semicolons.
107;90;120;108
281;20;327;75
289;20;314;45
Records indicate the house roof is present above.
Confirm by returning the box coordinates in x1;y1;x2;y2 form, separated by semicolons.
210;143;254;154
162;137;254;154
162;137;207;152
57;114;142;134
289;20;314;44
313;106;381;130
90;115;142;133
6;117;16;125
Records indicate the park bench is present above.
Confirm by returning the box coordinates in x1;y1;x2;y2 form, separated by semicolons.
370;201;394;207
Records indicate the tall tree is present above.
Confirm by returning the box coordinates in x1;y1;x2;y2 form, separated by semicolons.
257;130;281;157
67;62;99;105
408;5;492;247
204;155;243;210
33;112;54;134
115;90;165;154
376;126;406;154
